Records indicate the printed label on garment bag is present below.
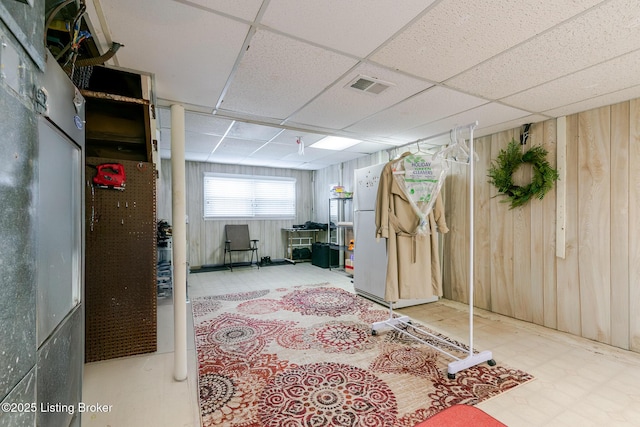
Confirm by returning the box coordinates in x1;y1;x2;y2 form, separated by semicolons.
402;155;446;204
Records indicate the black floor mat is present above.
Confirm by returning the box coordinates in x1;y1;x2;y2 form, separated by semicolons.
190;259;291;273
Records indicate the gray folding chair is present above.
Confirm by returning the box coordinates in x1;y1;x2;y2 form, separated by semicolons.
224;225;259;271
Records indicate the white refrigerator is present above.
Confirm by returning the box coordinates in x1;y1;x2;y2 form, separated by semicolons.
353;163;439;308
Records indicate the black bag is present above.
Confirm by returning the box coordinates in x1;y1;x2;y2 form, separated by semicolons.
292;248;311;260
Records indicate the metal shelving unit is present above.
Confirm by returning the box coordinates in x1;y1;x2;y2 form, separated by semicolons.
328;197;353;271
282;228;322;263
157;237;172;298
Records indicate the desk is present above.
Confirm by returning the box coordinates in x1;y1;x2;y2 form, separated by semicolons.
282;228;322;264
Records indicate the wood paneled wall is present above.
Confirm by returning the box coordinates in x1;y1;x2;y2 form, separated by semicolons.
444;99;640;353
158;160;313;267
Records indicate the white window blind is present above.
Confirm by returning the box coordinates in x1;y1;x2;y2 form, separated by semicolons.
204;173;296;219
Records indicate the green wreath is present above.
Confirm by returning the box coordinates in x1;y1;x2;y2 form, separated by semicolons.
488;139;559;209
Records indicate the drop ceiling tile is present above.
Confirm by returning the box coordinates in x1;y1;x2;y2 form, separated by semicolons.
220;29;358;119
393;102;530;142
370;0;603;82
543;85;640;118
447;0;640;99
346;86;487;138
101;0;249;107
282;147;335;162
288;63;433;130
270;130;326;145
215;138;265;156
186;112;234;135
239;157;276;166
227;121;283;141
160;130;223;153
182;0;263;21
158;108;233;136
207;153;246;165
184;132;222;153
345;141;396;154
313;151;366;165
249;142;299;159
297;162;326;170
502;49;640;113
261;0;435;57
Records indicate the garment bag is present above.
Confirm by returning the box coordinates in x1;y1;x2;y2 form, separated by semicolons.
389;146;448;235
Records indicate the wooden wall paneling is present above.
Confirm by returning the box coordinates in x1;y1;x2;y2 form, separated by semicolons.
556;114;581;335
610;101;630;350
490;130;515;317
473;135;492;310
186;162;203;267
313;165;341;223
202;162;211;265
443;163;468;302
528;122;546;325
297;170;314;222
629;99;640;352
542;119;558;329
203;218;216;266
342;161;355;199
512;135;533;323
577;107;611;343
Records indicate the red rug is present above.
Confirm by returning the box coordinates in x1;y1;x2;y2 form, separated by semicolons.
414;404;506;426
192;284;533;426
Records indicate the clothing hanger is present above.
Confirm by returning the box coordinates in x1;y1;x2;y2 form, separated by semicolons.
391;140;441;174
432;126;477;164
414;141;434;154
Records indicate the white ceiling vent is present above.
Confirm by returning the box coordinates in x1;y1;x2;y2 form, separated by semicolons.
346;75;394;95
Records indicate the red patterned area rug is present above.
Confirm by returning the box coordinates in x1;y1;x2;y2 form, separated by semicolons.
192;284;533;427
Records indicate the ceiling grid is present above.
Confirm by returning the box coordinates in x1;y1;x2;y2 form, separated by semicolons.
90;0;639;169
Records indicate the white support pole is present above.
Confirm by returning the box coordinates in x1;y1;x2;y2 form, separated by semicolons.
468;123;476;354
171;104;188;381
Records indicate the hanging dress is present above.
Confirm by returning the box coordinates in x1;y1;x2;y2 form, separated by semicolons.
375;152;449;302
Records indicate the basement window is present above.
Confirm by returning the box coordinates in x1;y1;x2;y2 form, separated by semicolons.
203;173;296;219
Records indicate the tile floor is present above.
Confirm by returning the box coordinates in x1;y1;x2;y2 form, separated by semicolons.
82;263;640;426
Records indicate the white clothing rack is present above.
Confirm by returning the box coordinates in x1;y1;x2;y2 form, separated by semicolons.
372;120;495;379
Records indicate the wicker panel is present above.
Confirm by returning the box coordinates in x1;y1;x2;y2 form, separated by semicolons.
85;157;157;362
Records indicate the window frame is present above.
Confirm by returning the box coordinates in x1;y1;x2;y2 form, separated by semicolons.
203;172;296;220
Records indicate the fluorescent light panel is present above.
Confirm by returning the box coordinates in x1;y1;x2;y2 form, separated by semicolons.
310;136;361;150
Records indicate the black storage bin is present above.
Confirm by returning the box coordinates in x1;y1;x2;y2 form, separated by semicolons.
311;242;338;268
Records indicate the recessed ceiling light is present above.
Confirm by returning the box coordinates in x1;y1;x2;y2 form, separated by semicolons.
309;136;361;150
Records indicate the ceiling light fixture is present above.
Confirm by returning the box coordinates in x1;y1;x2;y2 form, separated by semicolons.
310;136;361;150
